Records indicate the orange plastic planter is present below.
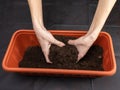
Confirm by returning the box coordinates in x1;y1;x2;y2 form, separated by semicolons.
2;30;116;77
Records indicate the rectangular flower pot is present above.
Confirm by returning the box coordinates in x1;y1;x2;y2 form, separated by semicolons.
2;30;116;77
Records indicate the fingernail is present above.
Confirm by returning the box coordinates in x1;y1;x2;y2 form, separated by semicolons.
76;54;84;63
59;42;65;47
76;60;79;63
46;61;52;64
46;58;52;63
76;56;80;63
68;40;72;44
68;40;74;45
45;55;52;64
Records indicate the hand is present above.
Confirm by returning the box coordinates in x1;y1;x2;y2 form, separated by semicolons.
34;26;65;63
68;34;96;63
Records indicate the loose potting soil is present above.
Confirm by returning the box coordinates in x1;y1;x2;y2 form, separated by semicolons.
19;35;104;71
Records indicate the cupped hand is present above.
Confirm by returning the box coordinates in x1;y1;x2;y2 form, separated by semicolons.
68;35;96;63
34;26;65;63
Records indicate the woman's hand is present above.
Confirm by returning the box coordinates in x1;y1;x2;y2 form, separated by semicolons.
69;0;117;63
68;34;96;63
34;26;65;63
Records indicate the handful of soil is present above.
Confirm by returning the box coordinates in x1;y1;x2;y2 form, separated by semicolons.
19;35;104;71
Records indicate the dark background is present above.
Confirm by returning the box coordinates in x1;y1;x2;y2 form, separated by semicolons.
0;0;120;90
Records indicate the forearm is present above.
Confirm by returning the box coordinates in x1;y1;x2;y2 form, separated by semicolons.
27;0;44;28
87;0;117;38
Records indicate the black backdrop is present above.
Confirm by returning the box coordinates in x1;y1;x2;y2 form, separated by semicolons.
0;0;120;90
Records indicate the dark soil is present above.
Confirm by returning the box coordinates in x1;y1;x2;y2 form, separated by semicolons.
19;35;104;71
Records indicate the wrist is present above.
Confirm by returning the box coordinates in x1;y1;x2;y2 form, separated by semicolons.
88;33;99;43
86;30;100;41
32;17;45;29
33;21;46;31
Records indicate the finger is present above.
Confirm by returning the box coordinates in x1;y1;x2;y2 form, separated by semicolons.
68;40;75;45
52;39;65;47
45;55;52;63
76;53;84;63
43;50;52;63
41;44;52;63
47;42;51;49
68;38;85;45
38;30;65;47
37;30;65;47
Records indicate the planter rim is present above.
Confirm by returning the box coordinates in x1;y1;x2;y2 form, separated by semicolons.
2;29;117;77
3;66;116;76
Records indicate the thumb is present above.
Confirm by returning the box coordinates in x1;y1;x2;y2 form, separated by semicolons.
76;53;84;63
44;54;52;63
52;39;65;47
42;48;52;63
68;40;76;45
40;41;52;63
